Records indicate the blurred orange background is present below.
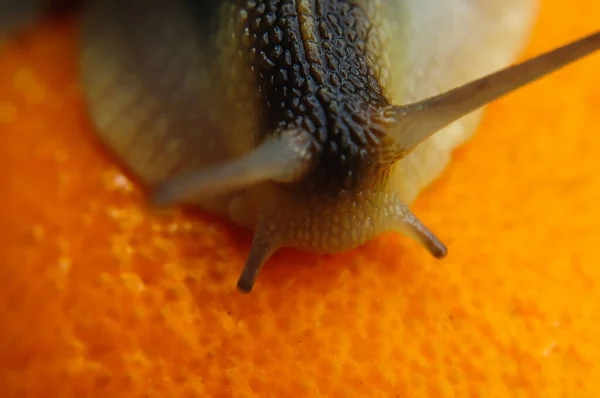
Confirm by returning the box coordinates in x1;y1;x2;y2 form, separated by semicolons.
1;1;599;397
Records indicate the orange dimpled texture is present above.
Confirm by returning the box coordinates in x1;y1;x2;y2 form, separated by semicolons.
1;1;600;397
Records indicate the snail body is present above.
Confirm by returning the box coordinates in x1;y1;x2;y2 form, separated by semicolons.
2;1;599;292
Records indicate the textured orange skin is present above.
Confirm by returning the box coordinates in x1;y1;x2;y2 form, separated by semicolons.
1;1;600;397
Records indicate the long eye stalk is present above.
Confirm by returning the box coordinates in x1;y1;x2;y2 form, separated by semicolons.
152;129;315;207
388;31;600;158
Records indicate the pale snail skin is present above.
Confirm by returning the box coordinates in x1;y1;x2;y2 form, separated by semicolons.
1;1;599;293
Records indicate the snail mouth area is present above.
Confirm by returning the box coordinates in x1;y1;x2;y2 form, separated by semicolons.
253;184;444;257
234;181;447;294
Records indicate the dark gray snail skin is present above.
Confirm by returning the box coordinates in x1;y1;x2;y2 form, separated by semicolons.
0;2;40;33
2;1;599;293
0;0;79;35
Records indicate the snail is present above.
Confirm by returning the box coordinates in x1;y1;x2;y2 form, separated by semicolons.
2;1;599;293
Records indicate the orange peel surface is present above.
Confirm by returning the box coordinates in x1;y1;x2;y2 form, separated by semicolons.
1;1;600;397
